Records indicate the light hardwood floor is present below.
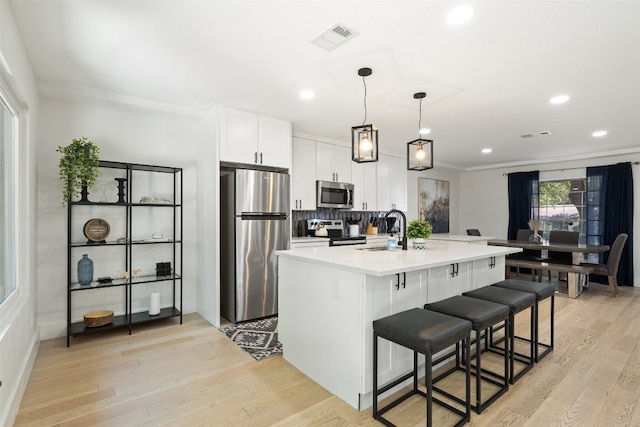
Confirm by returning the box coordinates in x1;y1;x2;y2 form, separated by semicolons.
15;281;640;427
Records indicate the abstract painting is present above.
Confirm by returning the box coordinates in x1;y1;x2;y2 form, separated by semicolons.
418;178;450;233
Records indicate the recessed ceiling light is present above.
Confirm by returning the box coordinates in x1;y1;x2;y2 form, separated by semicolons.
592;130;608;137
549;94;570;104
299;89;315;100
481;148;492;154
419;128;431;135
447;5;474;24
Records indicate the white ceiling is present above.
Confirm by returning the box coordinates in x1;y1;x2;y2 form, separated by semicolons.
9;1;640;169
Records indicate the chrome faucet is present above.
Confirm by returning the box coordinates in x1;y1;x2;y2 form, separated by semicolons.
385;209;407;250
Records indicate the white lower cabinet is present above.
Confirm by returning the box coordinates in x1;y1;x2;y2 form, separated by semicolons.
363;270;428;392
290;239;329;249
427;261;472;302
472;256;505;289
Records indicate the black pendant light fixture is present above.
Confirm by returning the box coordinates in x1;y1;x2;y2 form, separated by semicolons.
351;67;378;163
407;92;434;171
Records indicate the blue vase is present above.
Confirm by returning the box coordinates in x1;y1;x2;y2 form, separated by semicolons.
77;254;94;285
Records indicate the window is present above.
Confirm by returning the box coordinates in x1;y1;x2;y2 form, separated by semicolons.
539;179;586;244
0;81;18;306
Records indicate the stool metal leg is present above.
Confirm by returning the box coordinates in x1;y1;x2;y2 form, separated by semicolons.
535;294;555;362
373;332;379;419
426;351;433;427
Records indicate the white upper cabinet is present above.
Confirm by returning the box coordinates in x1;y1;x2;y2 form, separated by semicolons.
390;155;407;211
377;154;407;211
291;137;317;211
316;141;351;183
377;155;392;211
352;162;377;211
219;107;292;169
259;115;292;169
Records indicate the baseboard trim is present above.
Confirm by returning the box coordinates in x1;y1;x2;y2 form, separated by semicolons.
2;326;40;427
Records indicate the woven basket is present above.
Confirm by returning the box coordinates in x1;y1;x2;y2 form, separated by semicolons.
84;310;114;327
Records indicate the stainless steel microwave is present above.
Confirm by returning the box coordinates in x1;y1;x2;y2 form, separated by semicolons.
316;180;354;209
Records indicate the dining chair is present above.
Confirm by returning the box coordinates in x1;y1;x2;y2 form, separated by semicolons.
580;233;628;296
542;231;579;280
508;229;541;280
467;229;481;236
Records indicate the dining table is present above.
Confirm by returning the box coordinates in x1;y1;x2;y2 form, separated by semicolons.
488;239;610;297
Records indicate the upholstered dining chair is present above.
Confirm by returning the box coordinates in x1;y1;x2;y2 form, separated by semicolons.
542;231;579;280
580;233;628;296
466;229;481;236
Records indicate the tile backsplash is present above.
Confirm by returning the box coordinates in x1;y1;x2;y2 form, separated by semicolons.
292;209;394;237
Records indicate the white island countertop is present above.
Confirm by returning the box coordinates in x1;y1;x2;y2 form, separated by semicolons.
428;234;495;244
277;239;520;277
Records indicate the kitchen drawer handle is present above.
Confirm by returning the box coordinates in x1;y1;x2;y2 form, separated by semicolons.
450;263;459;277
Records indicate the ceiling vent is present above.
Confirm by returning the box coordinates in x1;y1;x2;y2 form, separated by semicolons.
310;23;358;51
520;130;552;139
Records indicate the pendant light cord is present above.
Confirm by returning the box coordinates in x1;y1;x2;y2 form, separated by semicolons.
362;75;368;126
418;98;422;134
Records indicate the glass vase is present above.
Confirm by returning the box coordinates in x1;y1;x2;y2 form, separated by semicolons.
529;232;542;244
77;254;94;285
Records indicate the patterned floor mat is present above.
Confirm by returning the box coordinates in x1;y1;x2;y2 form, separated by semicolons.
219;316;283;361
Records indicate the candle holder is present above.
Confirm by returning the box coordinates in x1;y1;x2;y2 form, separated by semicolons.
114;178;127;204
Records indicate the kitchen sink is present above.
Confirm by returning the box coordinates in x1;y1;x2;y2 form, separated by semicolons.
356;246;389;252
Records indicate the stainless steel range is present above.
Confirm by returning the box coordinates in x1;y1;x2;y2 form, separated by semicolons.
305;219;366;246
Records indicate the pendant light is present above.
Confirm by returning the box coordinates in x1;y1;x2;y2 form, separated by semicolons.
352;67;378;163
407;92;434;171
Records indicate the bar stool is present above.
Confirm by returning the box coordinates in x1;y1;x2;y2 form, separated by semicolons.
492;279;555;362
463;287;536;384
373;307;472;427
425;296;510;414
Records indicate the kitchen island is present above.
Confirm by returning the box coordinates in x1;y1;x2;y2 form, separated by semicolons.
276;240;520;410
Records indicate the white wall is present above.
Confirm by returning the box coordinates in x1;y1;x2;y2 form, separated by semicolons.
195;107;219;327
36;97;204;339
0;3;40;426
459;152;640;285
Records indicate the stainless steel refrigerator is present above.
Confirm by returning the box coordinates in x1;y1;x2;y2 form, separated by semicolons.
220;168;290;323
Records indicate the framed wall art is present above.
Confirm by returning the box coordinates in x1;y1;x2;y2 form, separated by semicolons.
418;178;450;233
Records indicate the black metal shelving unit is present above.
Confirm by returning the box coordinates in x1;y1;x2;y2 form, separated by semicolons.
66;160;183;346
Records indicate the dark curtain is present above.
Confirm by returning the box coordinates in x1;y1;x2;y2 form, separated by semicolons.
507;171;539;240
586;162;634;285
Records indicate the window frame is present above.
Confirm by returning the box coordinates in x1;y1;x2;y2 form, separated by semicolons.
538;177;587;245
0;77;20;308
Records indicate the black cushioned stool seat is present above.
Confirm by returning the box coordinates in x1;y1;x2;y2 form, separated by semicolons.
425;296;510;414
462;287;536;384
373;308;472;427
492;279;555;362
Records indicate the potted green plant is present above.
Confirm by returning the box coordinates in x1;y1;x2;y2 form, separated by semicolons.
406;219;432;249
57;136;100;206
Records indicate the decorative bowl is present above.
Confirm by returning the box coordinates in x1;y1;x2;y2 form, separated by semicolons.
83;310;114;327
